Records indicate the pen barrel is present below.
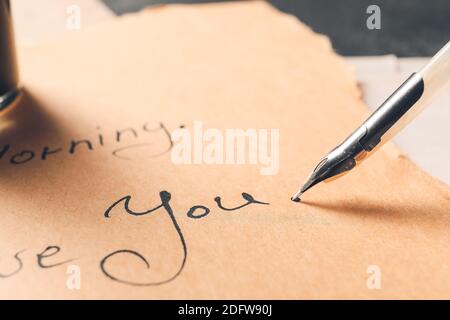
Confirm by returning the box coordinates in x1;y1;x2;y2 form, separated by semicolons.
358;73;424;153
0;0;19;111
357;41;450;154
419;41;450;100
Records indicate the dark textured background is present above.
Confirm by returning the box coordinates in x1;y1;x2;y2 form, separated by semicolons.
102;0;450;56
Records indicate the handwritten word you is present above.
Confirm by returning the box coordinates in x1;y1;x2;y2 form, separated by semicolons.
101;190;269;286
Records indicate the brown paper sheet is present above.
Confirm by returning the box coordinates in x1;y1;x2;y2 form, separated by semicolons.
0;1;449;299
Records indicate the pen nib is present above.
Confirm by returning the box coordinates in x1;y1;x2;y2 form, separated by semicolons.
291;190;303;202
291;172;321;203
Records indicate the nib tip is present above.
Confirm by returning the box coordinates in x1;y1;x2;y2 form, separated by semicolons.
291;190;303;202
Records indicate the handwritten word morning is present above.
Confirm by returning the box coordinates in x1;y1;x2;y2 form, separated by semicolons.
0;122;174;165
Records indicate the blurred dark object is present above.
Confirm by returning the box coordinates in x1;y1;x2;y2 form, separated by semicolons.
102;0;450;57
0;0;19;111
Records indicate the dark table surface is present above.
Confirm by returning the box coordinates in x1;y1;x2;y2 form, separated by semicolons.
102;0;450;57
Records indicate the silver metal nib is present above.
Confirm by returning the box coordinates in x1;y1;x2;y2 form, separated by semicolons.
291;172;321;202
290;121;372;203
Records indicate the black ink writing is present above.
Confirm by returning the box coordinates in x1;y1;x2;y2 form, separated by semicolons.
100;190;269;286
101;191;187;286
10;150;34;164
0;144;10;159
37;246;74;268
69;139;93;154
0;250;24;278
215;192;270;211
187;205;210;219
41;146;63;160
0;245;72;279
0;191;269;286
111;122;174;160
116;128;138;142
0;121;177;166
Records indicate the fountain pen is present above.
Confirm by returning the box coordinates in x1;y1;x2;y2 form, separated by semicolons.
292;41;450;202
